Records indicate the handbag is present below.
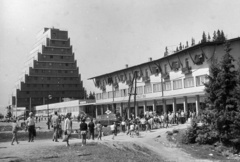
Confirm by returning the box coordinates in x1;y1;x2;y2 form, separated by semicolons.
62;134;69;142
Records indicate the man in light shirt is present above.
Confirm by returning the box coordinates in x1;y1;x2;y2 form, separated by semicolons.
26;112;35;142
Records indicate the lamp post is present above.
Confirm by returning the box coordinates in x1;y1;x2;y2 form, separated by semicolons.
47;95;52;130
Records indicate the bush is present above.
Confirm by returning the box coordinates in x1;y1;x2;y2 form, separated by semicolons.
181;121;198;144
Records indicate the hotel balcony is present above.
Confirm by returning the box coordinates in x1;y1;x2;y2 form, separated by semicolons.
182;66;192;74
161;72;170;79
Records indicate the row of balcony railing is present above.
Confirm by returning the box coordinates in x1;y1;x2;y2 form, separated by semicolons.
95;75;207;100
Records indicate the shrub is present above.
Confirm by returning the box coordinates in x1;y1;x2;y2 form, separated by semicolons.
181;121;198;144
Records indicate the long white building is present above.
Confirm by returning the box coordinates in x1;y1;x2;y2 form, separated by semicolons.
89;38;240;119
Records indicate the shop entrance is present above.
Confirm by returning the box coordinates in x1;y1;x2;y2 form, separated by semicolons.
166;105;173;113
146;106;153;111
138;106;144;118
156;105;163;115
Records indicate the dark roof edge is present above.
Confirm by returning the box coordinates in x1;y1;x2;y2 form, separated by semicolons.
88;37;240;80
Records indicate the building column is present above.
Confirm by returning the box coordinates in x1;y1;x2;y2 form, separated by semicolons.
195;95;200;116
101;105;103;115
173;98;176;114
95;106;98;117
143;101;146;114
153;100;156;112
43;97;45;105
162;99;167;114
183;96;188;113
135;102;138;118
127;107;130;119
120;103;123;116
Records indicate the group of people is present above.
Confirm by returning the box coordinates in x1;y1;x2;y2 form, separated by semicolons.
10;109;197;146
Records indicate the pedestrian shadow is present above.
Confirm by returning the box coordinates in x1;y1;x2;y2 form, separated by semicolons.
0;147;7;149
78;153;91;156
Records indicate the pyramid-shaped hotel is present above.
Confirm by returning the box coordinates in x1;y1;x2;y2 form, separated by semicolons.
13;28;85;112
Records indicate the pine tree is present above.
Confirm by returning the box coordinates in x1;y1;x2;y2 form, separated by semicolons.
179;43;182;50
204;41;240;146
201;31;207;43
213;31;217;41
208;33;211;42
217;30;221;41
164;46;168;56
220;30;226;41
176;47;179;52
186;41;189;48
191;38;195;46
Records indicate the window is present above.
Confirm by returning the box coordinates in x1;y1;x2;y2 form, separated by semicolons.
49;63;52;66
66;63;68;66
108;91;113;98
70;71;73;73
65;71;68;73
173;79;182;90
196;75;208;86
52;40;55;44
58;70;61;73
43;55;46;59
34;77;38;80
184;77;194;88
153;83;162;92
35;69;38;73
47;77;50;80
136;86;143;95
61;56;64;59
164;81;171;91
144;84;152;94
50;55;53;59
47;84;49;87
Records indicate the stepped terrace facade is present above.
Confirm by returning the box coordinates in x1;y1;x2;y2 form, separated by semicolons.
89;38;240;119
13;28;85;113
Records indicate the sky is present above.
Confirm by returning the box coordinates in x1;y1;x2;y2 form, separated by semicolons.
0;0;240;114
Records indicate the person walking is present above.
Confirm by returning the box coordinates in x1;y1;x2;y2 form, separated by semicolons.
11;119;19;145
63;113;72;147
96;121;103;140
26;112;35;142
110;122;117;140
51;111;59;142
80;119;88;146
88;119;95;140
121;120;126;133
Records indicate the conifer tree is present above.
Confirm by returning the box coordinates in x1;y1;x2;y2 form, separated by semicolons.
220;30;226;41
217;30;221;41
186;41;189;48
208;33;211;42
201;31;207;43
176;47;179;52
164;46;168;56
204;42;240;145
213;31;217;41
179;43;182;50
191;38;195;46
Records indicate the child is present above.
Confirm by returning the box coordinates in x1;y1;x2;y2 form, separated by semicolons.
11;119;19;145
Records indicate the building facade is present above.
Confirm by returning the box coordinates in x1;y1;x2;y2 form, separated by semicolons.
89;38;240;119
35;99;96;119
13;28;85;113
